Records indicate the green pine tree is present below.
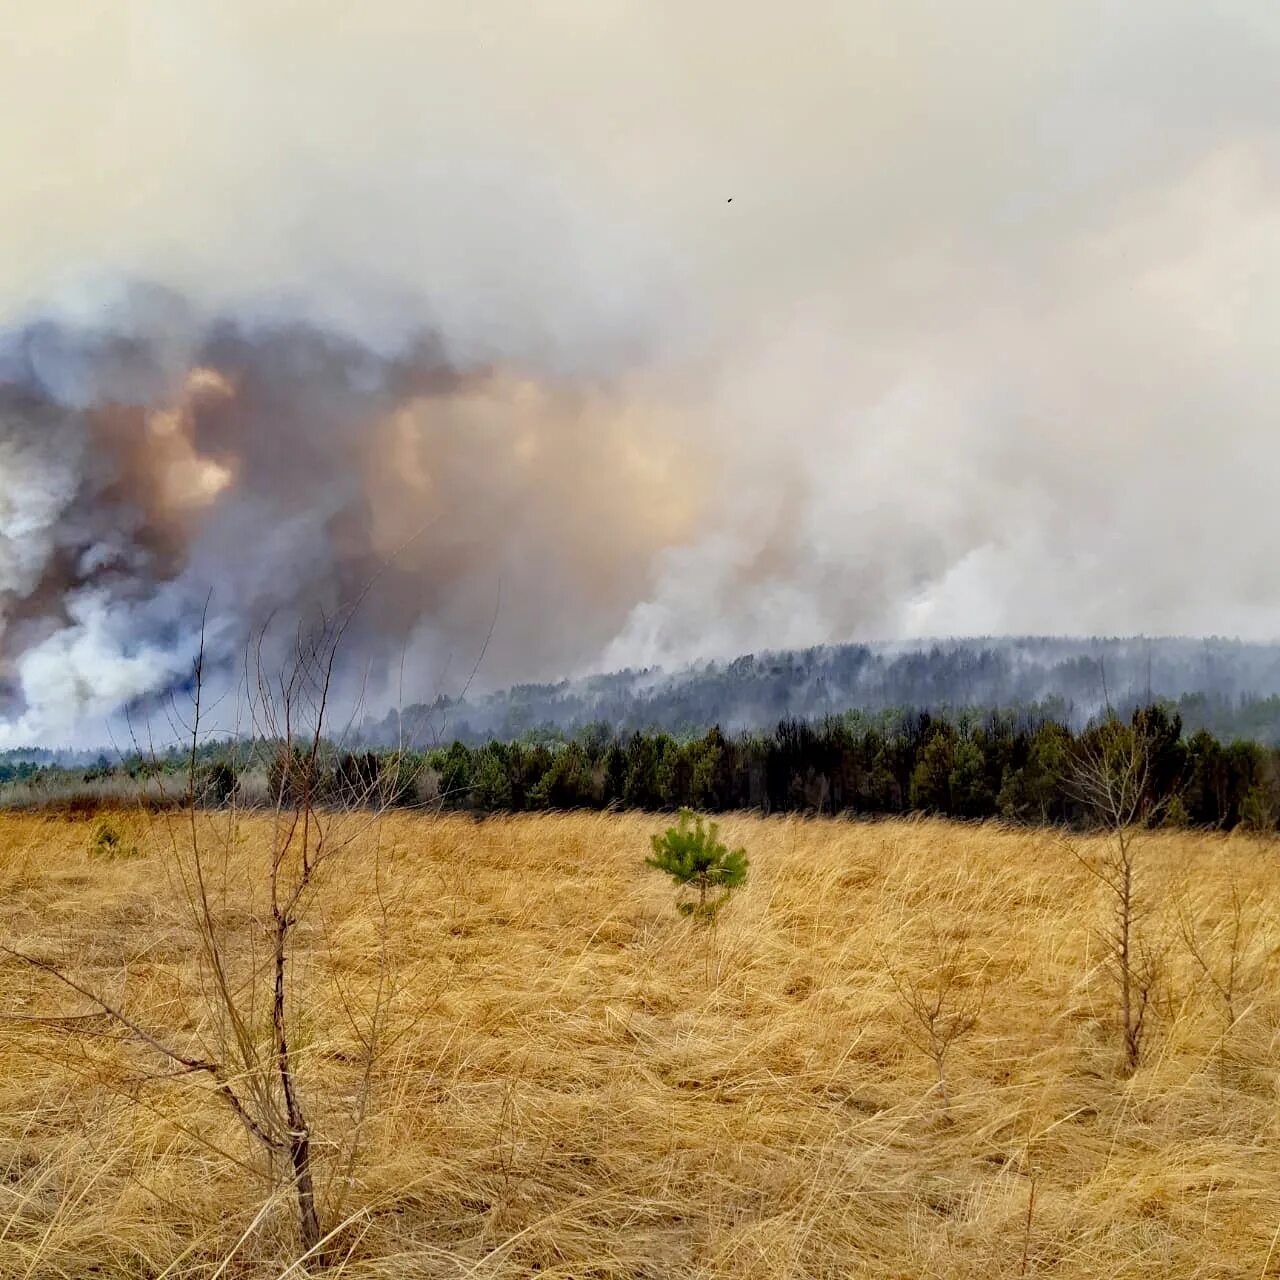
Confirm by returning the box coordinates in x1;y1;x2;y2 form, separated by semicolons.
1240;784;1275;834
646;809;748;921
1161;793;1190;829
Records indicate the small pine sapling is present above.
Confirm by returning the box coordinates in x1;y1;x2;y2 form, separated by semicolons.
89;819;140;861
647;809;748;921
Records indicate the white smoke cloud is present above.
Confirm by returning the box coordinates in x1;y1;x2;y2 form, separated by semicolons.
0;410;82;601
0;593;196;750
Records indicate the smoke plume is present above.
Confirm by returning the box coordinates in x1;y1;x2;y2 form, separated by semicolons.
0;285;704;744
2;2;1280;743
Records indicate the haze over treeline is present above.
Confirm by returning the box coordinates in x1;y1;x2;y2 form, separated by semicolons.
365;636;1280;747
3;4;1280;747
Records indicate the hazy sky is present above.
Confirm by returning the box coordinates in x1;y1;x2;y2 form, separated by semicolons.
2;2;1280;741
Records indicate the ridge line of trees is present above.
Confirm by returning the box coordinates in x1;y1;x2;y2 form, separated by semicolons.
7;703;1280;831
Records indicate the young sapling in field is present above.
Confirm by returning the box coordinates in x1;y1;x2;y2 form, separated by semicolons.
1176;879;1267;1080
881;916;986;1113
1065;714;1164;1075
88;818;140;861
647;809;748;921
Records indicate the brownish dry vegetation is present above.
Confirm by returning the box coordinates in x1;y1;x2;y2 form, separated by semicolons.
0;809;1277;1278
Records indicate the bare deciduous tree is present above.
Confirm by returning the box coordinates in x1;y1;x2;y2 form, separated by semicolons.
1065;718;1163;1076
3;606;406;1268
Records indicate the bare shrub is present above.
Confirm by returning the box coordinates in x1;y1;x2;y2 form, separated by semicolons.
877;869;988;1113
1176;878;1268;1080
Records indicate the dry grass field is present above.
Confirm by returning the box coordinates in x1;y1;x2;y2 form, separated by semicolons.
0;808;1277;1278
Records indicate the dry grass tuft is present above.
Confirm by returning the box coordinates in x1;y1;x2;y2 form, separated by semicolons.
0;809;1278;1277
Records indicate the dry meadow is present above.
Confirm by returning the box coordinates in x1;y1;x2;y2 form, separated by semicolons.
0;808;1277;1278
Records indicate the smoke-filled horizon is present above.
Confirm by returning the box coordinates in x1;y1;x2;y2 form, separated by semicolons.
3;2;1280;745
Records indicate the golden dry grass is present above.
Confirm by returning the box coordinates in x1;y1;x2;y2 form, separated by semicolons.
0;808;1278;1278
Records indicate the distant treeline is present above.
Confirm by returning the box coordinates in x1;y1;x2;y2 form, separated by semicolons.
5;703;1280;831
359;637;1280;747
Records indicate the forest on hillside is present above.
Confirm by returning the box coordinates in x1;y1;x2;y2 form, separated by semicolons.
360;636;1280;747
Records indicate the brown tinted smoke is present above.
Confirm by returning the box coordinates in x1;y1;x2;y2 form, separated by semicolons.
0;287;699;744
